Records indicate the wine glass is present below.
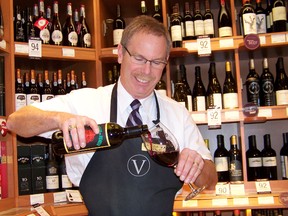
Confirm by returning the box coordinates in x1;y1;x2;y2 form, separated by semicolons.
141;122;206;200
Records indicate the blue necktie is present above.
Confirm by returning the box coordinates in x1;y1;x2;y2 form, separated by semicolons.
126;99;143;126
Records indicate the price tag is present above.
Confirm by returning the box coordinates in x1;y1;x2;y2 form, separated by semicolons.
32;204;50;216
182;199;198;207
197;36;211;56
30;194;45;205
66;189;83;203
258;196;274;204
215;183;230;195
255;180;271;194
207;107;221;129
53;191;67;203
212;198;228;206
230;183;245;195
29;37;42;58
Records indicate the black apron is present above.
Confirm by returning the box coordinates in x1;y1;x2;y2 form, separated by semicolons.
80;84;183;216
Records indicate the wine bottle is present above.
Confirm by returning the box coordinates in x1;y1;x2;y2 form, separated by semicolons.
246;135;263;181
46;6;52;33
260;58;275;106
218;0;232;38
78;5;91;48
155;77;167;96
42;70;54;101
280;132;288;180
180;64;192;112
62;3;78;47
192;66;206;111
37;72;44;98
183;2;194;40
50;1;63;46
173;68;188;108
69;70;77;91
256;0;267;34
52;72;58;96
214;134;230;182
140;1;147;15
272;0;287;32
194;0;204;38
56;70;66;96
113;64;119;83
262;134;278;180
113;4;125;47
51;123;148;155
266;0;274;33
38;0;50;44
232;210;240;216
59;156;73;191
15;69;27;110
203;0;215;38
170;5;182;48
206;62;222;109
229;135;243;182
81;71;87;88
66;72;71;93
223;61;238;109
275;57;288;105
152;0;163;22
14;5;25;42
239;0;257;36
246;59;260;106
26;69;40;105
32;4;40;38
46;143;60;192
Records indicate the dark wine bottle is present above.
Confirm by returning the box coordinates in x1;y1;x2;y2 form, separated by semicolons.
78;5;91;48
262;134;278;180
203;0;215;38
152;0;163;22
113;4;125;47
140;1;147;15
183;2;194;40
26;69;40;105
272;0;287;32
246;59;260;106
206;62;222;109
70;70;77;92
239;0;257;36
51;123;148;155
46;143;60;192
192;66;206;111
180;64;192;112
280;132;288;180
260;58;275;106
173;68;188;108
229;135;243;182
14;5;25;42
56;70;66;96
155;77;167;96
266;0;273;33
218;0;232;38
38;0;50;44
42;70;54;101
194;0;204;37
170;5;182;48
59;156;73;191
223;61;238;109
81;72;87;88
256;0;267;34
275;57;288;105
37;72;44;98
62;3;78;47
50;1;63;45
214;134;230;182
32;3;40;38
15;69;26;110
246;135;263;181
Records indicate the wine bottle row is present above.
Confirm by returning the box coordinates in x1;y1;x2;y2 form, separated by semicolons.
14;1;91;47
106;64;120;85
214;132;288;183
15;68;87;110
251;208;284;216
17;143;74;195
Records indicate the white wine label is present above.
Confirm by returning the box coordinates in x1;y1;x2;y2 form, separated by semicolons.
242;13;257;35
61;174;73;189
171;25;182;42
194;20;204;36
223;93;238;109
185;21;194;37
262;156;277;166
15;93;26;110
68;31;78;46
46;175;59;190
215;157;229;171
256;14;266;34
26;93;40;105
204;19;214;35
219;27;232;38
113;29;124;46
276;90;288;105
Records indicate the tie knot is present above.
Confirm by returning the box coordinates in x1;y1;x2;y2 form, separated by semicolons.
130;99;141;111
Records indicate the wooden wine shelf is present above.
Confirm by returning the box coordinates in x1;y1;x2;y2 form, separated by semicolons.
14;42;97;61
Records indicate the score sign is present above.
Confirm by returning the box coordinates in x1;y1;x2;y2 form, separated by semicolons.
28;37;42;59
255;180;271;194
197;36;211;56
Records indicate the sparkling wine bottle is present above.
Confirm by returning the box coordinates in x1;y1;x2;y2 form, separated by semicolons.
280;132;288;180
42;70;54;101
62;3;78;47
51;123;148;155
26;69;40;105
223;61;238;109
229;135;243;182
155;77;167;96
113;4;125;47
50;1;63;45
262;134;278;180
214;134;230;182
260;58;275;106
218;0;232;38
246;135;263;181
275;57;288;105
78;5;91;48
15;69;26;110
192;66;206;111
246;59;260;106
206;62;222;109
56;70;66;96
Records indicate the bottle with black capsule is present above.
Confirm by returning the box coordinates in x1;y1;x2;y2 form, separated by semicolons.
179;64;192;112
52;123;148;155
183;2;194;40
206;62;222;109
218;0;232;37
280;132;288;180
170;5;182;48
62;3;78;47
262;134;278;180
229;135;243;182
203;0;215;38
255;0;267;34
192;66;206;111
260;58;275;106
246;59;260;106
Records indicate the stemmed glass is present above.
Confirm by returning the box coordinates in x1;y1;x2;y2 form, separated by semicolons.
141;122;206;200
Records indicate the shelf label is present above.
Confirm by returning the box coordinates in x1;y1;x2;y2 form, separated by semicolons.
271;34;286;43
184;42;198;51
230;183;245;195
29;37;42;59
66;189;83;203
197;36;211;56
207;107;221;129
0;40;6;49
219;38;234;48
212;198;228;206
224;110;239;120
258;196;274;204
62;48;75;57
259;35;266;45
233;197;249;205
15;44;29;54
54;191;67;203
191;113;206;123
258;108;272;117
182;199;198;207
112;48;118;55
255;180;271;194
30;193;45;205
215;183;230;196
32;203;50;216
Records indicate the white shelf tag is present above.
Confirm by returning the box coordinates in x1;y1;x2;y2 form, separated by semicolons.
184;42;198;51
258;196;274;204
233;197;249;205
29;37;42;58
271;34;286;43
259;35;266;45
62;48;75;57
215;183;230;195
182;199;198;207
258;108;272;117
53;191;67;203
191;113;206;123
255;180;271;194
66;189;83;203
197;36;211;56
207;107;221;129
219;38;234;48
30;194;45;205
32;203;50;216
230;183;245;195
212;198;228;206
224;110;239;120
15;44;29;53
